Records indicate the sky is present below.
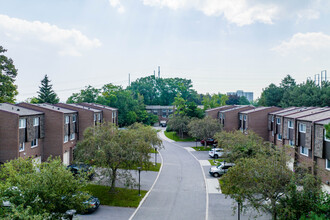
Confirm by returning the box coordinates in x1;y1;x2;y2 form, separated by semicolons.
1;0;330;102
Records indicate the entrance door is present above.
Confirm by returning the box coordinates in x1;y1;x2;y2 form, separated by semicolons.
63;151;70;165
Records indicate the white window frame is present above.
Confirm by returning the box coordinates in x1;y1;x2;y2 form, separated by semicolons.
272;130;274;136
72;115;76;123
276;118;281;125
326;159;330;171
19;142;25;152
94;114;96;121
33;117;39;126
299;123;306;133
65;116;69;124
98;114;101;121
271;116;274;122
288;120;293;129
31;139;38;148
19;118;26;128
239;115;243;120
300;146;308;156
64;135;69;143
277;134;282;140
289;140;295;146
324;130;330;142
70;133;75;140
243;115;247;121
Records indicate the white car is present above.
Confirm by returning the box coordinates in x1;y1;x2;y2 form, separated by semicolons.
209;148;223;159
209;162;235;177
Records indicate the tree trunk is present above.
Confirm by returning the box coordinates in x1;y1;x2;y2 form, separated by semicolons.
110;168;117;192
204;140;207;149
271;199;277;220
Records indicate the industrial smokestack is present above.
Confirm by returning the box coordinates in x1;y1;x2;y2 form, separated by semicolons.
158;66;160;78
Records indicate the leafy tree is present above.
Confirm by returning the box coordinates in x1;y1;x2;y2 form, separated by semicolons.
220;94;229;106
36;75;59;104
221;152;292;220
226;95;240;105
167;115;191;138
258;83;283;107
0;46;18;103
214;131;266;162
188;116;222;147
238;96;250;105
202;93;226;110
25;97;39;104
67;85;100;103
325;123;330;139
74;123;162;191
0;158;88;219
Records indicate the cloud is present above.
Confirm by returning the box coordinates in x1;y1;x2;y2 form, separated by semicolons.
109;0;125;13
0;14;101;56
142;0;279;26
272;32;330;55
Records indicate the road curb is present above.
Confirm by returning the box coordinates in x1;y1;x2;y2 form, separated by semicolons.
128;140;164;220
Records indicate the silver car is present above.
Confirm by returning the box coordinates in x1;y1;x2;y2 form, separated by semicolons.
209;162;235;177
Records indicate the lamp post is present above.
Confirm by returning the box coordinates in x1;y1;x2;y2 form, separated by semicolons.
154;146;158;166
137;167;141;196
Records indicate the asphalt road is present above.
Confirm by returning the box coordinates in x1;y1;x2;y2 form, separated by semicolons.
132;137;207;220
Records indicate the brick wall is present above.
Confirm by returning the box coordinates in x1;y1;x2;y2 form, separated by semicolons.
0;111;18;163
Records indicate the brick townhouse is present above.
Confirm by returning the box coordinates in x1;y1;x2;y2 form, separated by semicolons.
79;103;118;125
55;103;102;139
0;103;44;164
205;105;237;120
18;103;78;165
219;105;255;132
145;105;175;123
238;106;281;141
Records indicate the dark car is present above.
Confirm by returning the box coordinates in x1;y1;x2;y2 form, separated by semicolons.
67;164;95;180
200;138;216;146
82;195;100;214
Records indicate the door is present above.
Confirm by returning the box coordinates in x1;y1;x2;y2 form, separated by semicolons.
63;151;70;166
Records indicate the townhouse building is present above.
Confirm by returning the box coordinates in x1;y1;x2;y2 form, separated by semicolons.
205;105;237;120
0;103;44;164
238;106;281;141
145;105;175;122
18;103;78;165
55;103;102;139
79;103;118;125
219;105;255;132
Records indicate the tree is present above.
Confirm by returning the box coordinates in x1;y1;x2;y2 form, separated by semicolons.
221;152;292;220
167;115;191;138
239;96;250;105
214;131;266;162
325;123;330;139
0;46;18;103
258;83;283;107
226;95;240;105
0;158;88;219
37;75;59;104
74;122;162;191
188;116;222;147
67;85;100;103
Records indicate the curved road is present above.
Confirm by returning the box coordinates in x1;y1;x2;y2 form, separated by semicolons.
132;135;207;220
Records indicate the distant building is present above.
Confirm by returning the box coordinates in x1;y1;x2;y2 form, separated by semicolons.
227;90;253;103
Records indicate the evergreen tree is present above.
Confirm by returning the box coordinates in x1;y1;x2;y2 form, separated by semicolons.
37;75;59;104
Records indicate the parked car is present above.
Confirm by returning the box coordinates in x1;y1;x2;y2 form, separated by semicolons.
67;164;95;180
160;120;167;127
81;195;100;214
209;162;235;177
208;148;223;159
200;138;216;146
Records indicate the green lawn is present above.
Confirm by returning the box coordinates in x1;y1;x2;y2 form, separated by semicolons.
192;146;213;151
129;162;161;172
208;159;224;166
83;184;147;207
149;148;159;154
164;131;196;142
218;178;230;195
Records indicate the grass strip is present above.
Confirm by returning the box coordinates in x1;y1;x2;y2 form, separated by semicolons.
192;146;213;151
164;131;195;142
208;159;224;166
83;184;147;207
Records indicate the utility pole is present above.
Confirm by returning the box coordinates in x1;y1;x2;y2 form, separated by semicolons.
128;73;130;86
158;66;160;78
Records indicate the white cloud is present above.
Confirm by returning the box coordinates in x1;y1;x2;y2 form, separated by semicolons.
272;32;330;55
0;14;101;56
296;9;320;22
109;0;125;13
142;0;279;26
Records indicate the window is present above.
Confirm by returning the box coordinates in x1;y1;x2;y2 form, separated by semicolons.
239;115;242;120
64;135;69;143
272;130;274;136
33;117;39;126
19;142;25;152
153;110;158;115
244;115;247;121
289;140;294;146
324;130;330;142
271;116;274;122
300;146;308;156
276;118;281;125
326;159;330;171
65;116;69;124
288;120;293;129
98;114;101;121
31;139;38;147
299;123;306;133
72;115;76;123
70;133;75;140
112;112;114;118
94;114;96;121
277;134;282;140
19;118;26;128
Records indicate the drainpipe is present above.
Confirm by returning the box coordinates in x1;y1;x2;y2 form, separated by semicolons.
311;123;316;176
